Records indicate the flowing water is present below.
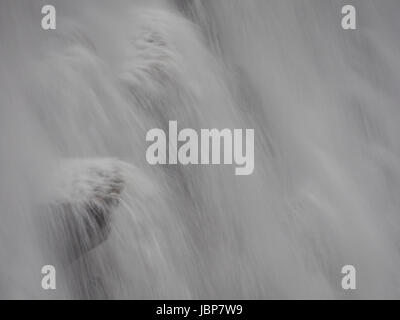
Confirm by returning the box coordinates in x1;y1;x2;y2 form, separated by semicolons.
1;0;400;299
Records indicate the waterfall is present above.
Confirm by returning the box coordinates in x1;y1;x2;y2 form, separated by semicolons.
1;0;400;299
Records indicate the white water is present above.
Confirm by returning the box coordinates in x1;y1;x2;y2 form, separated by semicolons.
1;0;400;299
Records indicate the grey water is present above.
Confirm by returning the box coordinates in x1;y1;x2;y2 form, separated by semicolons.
1;0;400;299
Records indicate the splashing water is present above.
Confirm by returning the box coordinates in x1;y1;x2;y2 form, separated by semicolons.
1;0;400;299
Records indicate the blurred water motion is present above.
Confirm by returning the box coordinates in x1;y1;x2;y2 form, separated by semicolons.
1;0;400;299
